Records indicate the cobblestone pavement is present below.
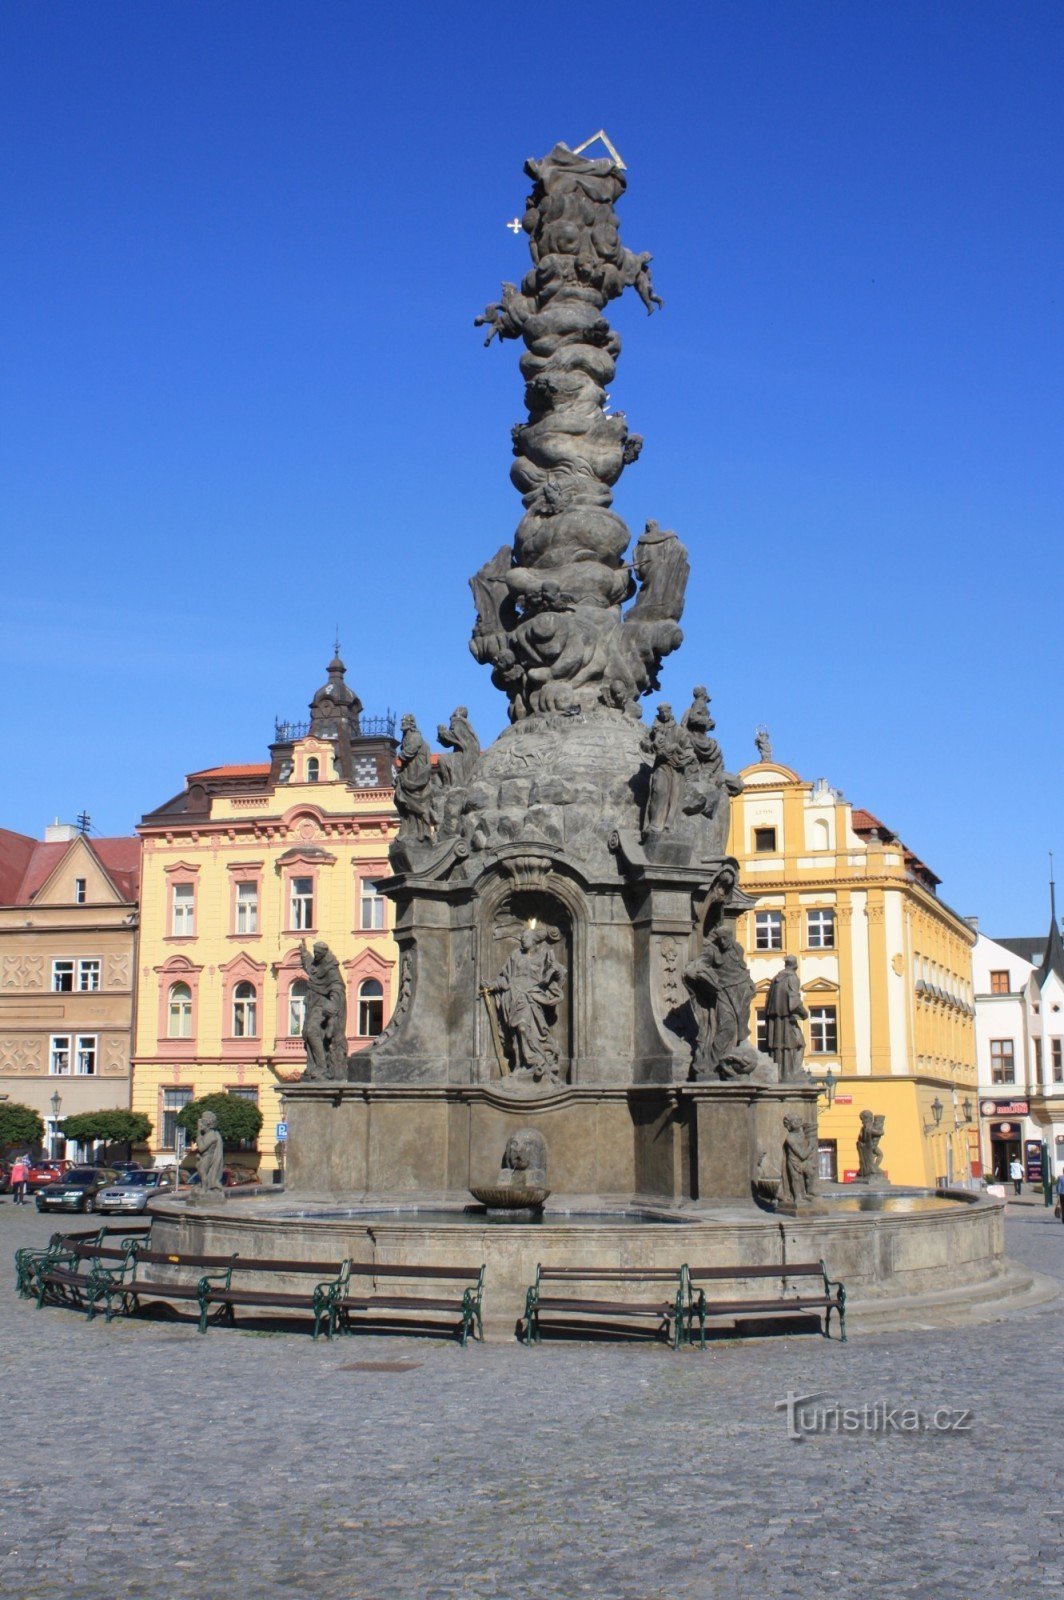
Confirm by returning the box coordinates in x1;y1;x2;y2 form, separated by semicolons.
2;1197;1062;1600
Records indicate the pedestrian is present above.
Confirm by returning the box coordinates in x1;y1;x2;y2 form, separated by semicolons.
1009;1156;1023;1196
1056;1170;1064;1226
10;1154;29;1205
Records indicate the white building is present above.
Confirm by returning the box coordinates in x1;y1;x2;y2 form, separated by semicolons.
972;894;1064;1186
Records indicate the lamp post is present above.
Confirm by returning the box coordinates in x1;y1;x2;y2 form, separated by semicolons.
50;1090;62;1159
818;1069;838;1107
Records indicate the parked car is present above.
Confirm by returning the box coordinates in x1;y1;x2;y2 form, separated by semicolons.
35;1166;119;1214
187;1167;260;1188
94;1170;169;1215
26;1159;71;1191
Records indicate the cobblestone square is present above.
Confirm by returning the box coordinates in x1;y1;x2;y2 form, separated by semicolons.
2;1200;1061;1600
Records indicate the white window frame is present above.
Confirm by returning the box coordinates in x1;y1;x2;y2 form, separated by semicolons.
168;982;193;1039
50;1033;72;1075
232;981;258;1038
75;1035;97;1075
77;958;101;992
74;878;87;904
359;878;385;931
290;876;314;932
754;910;783;952
235;881;259;936
288;979;308;1037
808;1006;838;1055
52;960;75;993
806;909;835;950
171;882;195;937
357;978;384;1037
161;1087;193;1150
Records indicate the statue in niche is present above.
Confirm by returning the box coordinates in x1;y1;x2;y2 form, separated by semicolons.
755;726;773;762
764;957;810;1081
437;708;480;789
394;714;435;842
683;924;756;1079
856;1111;886;1182
482;926;567;1082
780;1114;818;1207
642;704;696;835
299;939;349;1081
626;522;689;625
194;1111;224;1194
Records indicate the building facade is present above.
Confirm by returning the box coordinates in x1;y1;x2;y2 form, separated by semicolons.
132;657;400;1176
0;824;140;1155
729;758;978;1187
972;903;1064;1186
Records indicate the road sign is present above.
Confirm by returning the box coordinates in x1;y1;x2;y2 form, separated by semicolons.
275;1121;288;1141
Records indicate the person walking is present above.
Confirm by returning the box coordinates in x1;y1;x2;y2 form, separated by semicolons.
1009;1156;1023;1196
1056;1170;1064;1225
10;1154;29;1205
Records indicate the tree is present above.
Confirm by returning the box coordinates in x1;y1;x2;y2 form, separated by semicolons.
58;1110;153;1148
175;1092;263;1150
0;1102;45;1152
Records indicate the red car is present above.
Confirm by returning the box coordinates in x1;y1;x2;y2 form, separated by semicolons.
26;1159;71;1191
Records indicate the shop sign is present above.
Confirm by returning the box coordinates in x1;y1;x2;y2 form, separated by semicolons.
1025;1139;1043;1184
980;1099;1028;1117
989;1122;1018;1139
834;1095;853;1105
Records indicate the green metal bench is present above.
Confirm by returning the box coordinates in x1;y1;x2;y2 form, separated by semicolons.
339;1262;485;1346
523;1265;687;1347
684;1260;846;1346
197;1256;352;1340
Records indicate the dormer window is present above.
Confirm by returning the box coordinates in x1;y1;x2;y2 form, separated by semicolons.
306;757;320;783
74;878;87;904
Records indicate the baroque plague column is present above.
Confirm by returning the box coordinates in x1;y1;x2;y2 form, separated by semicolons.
283;139;819;1204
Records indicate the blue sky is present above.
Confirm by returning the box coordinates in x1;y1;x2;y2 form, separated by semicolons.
2;0;1061;934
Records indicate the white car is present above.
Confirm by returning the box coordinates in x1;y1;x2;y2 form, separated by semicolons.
94;1170;169;1214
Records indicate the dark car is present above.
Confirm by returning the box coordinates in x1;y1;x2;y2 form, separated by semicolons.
35;1166;119;1214
94;1170;168;1215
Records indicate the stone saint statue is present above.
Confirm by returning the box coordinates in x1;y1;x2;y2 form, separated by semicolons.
683;925;756;1079
483;926;567;1081
436;707;480;789
195;1111;225;1193
299;939;348;1081
642;704;696;835
394;714;435;842
779;1114;817;1206
755;725;773;762
764;956;809;1081
856;1111;886;1181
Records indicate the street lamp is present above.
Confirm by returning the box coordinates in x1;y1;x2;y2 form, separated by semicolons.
818;1068;838;1107
923;1096;945;1135
50;1090;62;1158
962;1097;973;1124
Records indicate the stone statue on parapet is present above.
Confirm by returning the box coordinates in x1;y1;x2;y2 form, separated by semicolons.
856;1111;886;1182
755;725;773;762
436;708;480;790
780;1114;818;1207
683;925;756;1080
764;957;810;1081
299;939;349;1081
394;714;436;843
482;926;567;1083
641;704;695;835
194;1111;224;1194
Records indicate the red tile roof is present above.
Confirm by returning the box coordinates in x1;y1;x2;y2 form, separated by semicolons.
0;829;36;903
2;835;140;907
189;764;271;779
848;808;940;888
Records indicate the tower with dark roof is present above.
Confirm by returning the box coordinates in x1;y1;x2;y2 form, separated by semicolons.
1036;878;1064;988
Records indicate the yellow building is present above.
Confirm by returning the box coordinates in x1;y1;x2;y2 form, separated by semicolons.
729;758;978;1187
132;656;399;1176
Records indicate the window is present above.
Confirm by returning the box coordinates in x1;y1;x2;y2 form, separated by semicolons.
232;981;257;1038
52;960;74;993
290;877;314;931
755;1009;767;1051
52;1034;97;1074
990;970;1010;995
306;757;320;783
1034;1038;1044;1085
288;979;308;1036
168;982;193;1038
50;1034;71;1075
808;1006;838;1055
990;1039;1015;1084
754;910;783;951
360;877;385;931
817;1141;838;1182
161;1087;193;1149
235;881;259;936
358;978;384;1037
77;959;101;992
74;878;86;904
806;909;835;950
171;882;194;937
1053;1039;1063;1084
753;827;777;853
75;1036;97;1075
